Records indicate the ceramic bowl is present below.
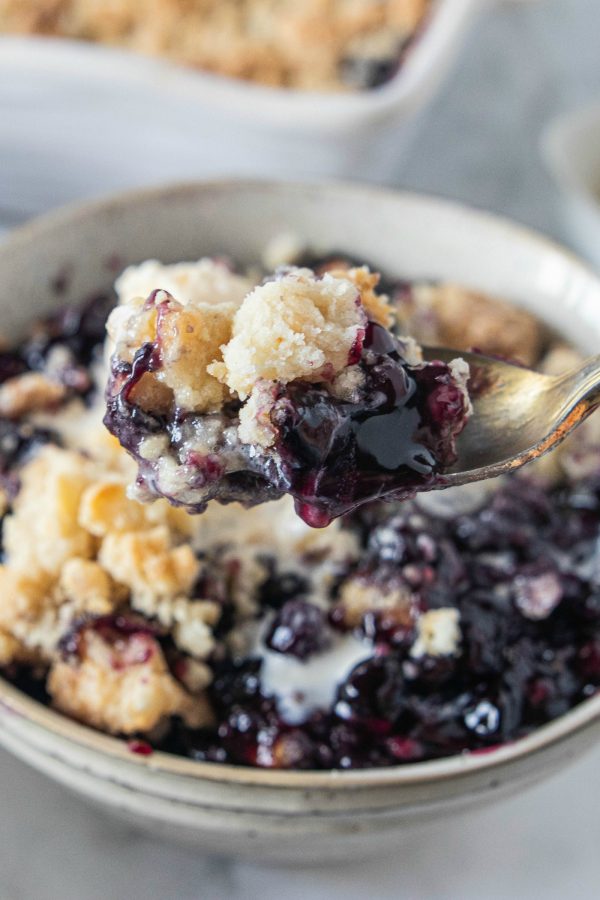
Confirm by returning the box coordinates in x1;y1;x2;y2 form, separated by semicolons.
1;180;600;865
542;101;600;271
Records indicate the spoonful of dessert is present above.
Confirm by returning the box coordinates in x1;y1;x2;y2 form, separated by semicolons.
103;261;598;527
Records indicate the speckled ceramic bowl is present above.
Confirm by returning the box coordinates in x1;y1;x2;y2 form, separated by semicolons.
1;181;600;864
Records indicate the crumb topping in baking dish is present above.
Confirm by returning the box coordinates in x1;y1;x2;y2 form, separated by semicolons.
0;0;431;91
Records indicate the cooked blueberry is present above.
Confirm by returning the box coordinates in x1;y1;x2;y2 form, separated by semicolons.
0;352;27;384
259;568;310;610
464;699;501;738
209;659;265;712
340;55;399;90
335;656;406;726
23;293;114;370
265;599;331;660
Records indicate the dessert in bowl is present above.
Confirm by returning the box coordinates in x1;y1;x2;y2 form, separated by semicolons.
0;180;600;863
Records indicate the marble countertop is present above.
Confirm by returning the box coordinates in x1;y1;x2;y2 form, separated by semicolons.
2;1;600;897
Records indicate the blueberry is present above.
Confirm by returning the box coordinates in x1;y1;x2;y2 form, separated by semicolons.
22;293;115;371
259;568;310;610
464;700;501;738
0;352;26;384
334;656;406;725
339;55;398;90
265;599;331;660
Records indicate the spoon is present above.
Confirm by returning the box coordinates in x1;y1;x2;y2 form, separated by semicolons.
422;347;600;486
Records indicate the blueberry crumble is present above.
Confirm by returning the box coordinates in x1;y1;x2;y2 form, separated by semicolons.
104;265;471;527
0;0;430;92
1;250;600;770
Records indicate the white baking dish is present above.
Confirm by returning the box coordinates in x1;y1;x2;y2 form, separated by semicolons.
0;0;485;222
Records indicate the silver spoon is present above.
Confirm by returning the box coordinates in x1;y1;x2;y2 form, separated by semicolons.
422;347;600;487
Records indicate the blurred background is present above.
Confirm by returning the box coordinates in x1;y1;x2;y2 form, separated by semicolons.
2;1;600;897
2;0;600;264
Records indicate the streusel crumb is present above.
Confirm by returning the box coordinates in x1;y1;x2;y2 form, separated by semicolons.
98;526;200;610
410;608;461;658
0;0;430;92
4;446;96;578
208;268;366;399
335;576;414;628
115;258;252;310
106;258;255;414
58;558;118;616
404;283;546;366
48;629;211;734
329;266;395;328
0;372;66;418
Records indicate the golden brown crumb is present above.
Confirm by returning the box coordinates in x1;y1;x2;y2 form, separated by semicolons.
58;558;118;615
155;300;235;412
98;526;200;609
0;567;53;635
237;382;278;448
334;576;414;628
3;447;96;578
209;269;365;399
329;266;395;328
0;0;430;91
404;284;546;367
410;608;461;658
107;294;226;414
0;372;66;418
48;629;212;734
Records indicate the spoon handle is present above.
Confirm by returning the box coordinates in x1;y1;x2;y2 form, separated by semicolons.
556;353;600;414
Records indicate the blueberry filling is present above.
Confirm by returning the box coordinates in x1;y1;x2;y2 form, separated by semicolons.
269;322;469;525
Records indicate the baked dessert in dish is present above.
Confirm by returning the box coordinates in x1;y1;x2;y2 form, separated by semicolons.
104;264;471;527
0;0;431;91
1;248;600;769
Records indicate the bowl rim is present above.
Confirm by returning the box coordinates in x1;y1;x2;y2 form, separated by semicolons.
2;176;600;789
541;100;600;212
0;0;479;130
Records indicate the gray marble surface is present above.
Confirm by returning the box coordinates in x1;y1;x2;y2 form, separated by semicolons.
2;1;600;897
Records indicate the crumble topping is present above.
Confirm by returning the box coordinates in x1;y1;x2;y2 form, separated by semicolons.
208;268;366;398
48;626;213;734
4;446;97;578
0;0;431;92
115;258;253;310
0;372;66;418
410;608;461;658
399;283;547;367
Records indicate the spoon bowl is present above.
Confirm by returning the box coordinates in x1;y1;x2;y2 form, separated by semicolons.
424;347;600;485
